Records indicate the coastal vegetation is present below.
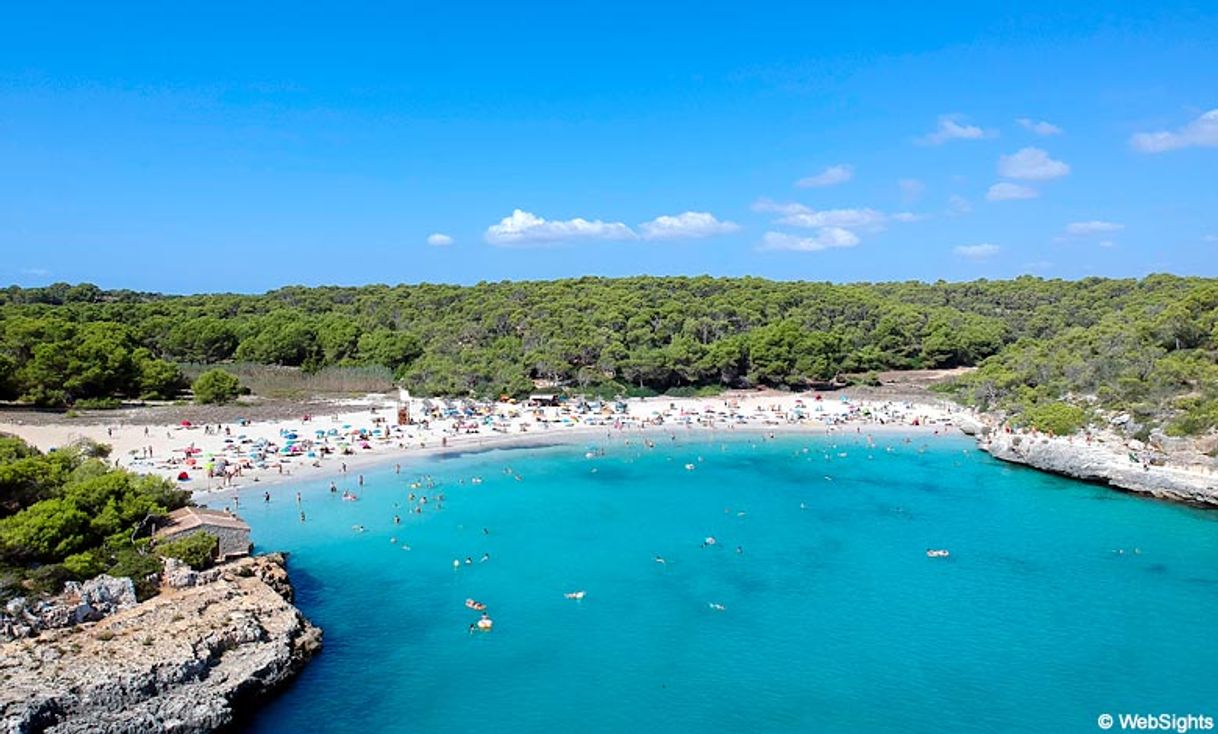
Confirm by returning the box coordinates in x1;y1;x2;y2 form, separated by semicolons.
1;275;1217;436
192;368;243;405
0;435;190;599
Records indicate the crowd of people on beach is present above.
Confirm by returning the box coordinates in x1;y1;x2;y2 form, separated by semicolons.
103;394;964;492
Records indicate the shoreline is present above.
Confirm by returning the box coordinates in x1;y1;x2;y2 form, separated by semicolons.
972;421;1218;508
227;419;964;493
0;392;963;494
3;391;1215;508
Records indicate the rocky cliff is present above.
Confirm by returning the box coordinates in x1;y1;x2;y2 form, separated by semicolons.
1;553;321;734
977;425;1218;506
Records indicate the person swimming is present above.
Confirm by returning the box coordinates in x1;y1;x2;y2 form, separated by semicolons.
655;555;667;564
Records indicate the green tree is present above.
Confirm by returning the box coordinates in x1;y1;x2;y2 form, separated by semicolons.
357;329;423;373
157;532;219;570
192;369;243;404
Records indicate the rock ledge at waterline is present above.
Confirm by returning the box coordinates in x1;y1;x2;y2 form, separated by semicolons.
1;553;321;734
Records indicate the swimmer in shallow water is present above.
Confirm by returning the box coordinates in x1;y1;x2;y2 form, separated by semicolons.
655;555;667;564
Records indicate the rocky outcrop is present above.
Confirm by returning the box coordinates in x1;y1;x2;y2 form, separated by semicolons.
0;553;321;734
978;428;1218;506
2;576;138;642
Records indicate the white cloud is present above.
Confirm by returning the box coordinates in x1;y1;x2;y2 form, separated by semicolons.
752;198;804;216
898;178;925;202
1066;220;1124;236
947;194;972;216
1203;234;1218;243
986;182;1039;201
752;199;887;231
758;229;860;252
1098;240;1116;248
997;147;1070;180
19;267;51;277
918;115;993;145
426;233;454;247
639;211;740;240
954;243;1001;259
1130;109;1218;153
779;208;886;230
1017;118;1063;136
892;211;928;222
485;209;635;246
795;164;853;188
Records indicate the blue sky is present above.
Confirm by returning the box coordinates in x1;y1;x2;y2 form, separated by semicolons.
1;2;1215;293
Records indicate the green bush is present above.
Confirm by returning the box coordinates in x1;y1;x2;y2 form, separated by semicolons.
63;549;106;578
192;369;243;405
107;548;163;600
157;532;218;570
26;563;72;595
1022;402;1087;436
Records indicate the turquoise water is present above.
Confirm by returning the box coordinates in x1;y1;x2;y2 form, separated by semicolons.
239;432;1218;733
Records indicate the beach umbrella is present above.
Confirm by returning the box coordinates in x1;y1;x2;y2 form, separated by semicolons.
176;472;190;481
180;420;192;427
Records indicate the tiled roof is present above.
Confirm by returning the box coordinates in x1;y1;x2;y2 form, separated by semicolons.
155;506;250;535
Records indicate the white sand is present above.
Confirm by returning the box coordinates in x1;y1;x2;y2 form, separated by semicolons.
0;392;970;498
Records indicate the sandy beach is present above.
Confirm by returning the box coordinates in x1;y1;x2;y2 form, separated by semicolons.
0;391;969;499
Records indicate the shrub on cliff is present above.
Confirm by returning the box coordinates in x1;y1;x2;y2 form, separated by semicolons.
158;532;218;570
107;547;164;599
1023;402;1086;436
192;369;243;405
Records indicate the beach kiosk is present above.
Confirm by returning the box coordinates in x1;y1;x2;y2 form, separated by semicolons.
397;387;412;425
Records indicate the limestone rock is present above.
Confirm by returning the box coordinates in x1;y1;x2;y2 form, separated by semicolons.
978;428;1218;506
1;554;321;734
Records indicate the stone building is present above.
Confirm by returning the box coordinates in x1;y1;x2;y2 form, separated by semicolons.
155;507;251;561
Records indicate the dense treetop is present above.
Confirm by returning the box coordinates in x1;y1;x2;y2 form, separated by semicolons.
1;276;1216;436
0;436;191;599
